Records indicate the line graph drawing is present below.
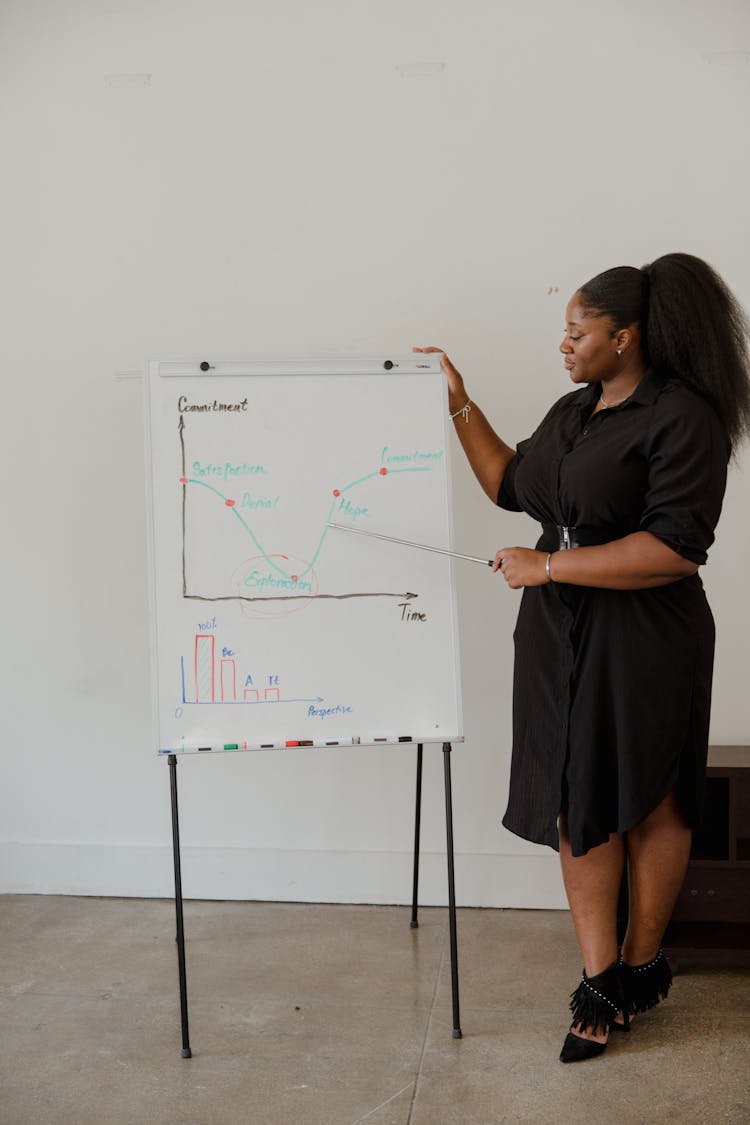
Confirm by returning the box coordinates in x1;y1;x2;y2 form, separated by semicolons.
179;413;439;610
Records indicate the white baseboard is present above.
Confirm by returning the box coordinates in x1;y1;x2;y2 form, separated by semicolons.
0;842;568;909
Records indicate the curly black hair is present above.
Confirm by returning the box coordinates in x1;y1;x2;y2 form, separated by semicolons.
578;253;750;449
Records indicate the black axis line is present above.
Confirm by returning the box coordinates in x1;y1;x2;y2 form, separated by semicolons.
184;592;418;604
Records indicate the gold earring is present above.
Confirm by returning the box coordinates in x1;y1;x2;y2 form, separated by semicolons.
616;349;622;356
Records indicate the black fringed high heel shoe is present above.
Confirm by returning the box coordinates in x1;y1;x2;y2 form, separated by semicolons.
620;948;672;1015
559;960;629;1063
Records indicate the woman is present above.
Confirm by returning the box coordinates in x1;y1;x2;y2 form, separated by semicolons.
416;252;750;1062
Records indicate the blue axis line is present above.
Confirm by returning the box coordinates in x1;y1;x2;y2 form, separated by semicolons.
183;464;435;583
180;697;323;706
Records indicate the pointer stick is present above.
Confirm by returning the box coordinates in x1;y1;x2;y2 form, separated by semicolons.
327;522;495;567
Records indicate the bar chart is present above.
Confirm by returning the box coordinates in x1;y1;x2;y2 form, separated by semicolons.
180;634;320;707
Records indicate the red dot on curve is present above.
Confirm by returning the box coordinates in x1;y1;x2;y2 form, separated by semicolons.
291;575;298;582
225;499;235;507
179;477;187;484
333;489;341;496
380;467;388;476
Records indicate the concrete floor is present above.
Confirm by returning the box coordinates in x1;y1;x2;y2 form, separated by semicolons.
0;896;748;1125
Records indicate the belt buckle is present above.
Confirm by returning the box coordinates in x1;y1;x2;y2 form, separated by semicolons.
558;525;575;550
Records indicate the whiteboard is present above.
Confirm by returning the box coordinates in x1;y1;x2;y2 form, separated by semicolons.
145;355;463;754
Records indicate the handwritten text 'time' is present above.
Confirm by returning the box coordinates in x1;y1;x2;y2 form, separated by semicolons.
398;602;427;622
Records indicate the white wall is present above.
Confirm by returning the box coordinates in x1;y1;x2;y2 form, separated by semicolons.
3;0;749;907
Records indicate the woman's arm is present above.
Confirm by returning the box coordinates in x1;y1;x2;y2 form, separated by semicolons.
413;347;515;501
493;532;699;590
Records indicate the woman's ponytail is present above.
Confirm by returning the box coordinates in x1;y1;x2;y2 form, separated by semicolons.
643;253;750;449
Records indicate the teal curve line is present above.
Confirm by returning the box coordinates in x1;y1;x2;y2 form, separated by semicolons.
298;469;431;579
183;465;434;585
340;470;380;493
187;479;290;579
295;499;336;580
385;467;432;475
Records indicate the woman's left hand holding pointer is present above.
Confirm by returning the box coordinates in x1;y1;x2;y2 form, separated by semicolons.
493;547;549;588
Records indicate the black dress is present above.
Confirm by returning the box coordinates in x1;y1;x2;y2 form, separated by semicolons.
497;369;730;857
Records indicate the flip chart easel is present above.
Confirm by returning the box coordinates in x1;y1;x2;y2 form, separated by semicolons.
145;355;465;1054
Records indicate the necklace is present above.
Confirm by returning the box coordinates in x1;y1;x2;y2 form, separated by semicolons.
599;391;631;409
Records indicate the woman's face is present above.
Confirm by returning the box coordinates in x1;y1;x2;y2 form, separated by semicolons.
559;293;621;385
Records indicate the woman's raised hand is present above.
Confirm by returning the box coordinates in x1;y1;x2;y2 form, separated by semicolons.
413;346;514;501
412;347;466;406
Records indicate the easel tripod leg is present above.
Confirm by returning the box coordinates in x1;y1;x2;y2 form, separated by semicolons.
443;742;462;1038
410;743;424;929
169;754;192;1059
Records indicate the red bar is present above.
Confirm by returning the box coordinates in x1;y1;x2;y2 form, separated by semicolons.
194;635;215;703
220;658;237;702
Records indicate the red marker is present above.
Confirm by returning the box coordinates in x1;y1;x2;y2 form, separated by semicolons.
179;477;188;484
225;499;235;507
285;740;299;747
333;489;341;496
379;467;388;476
